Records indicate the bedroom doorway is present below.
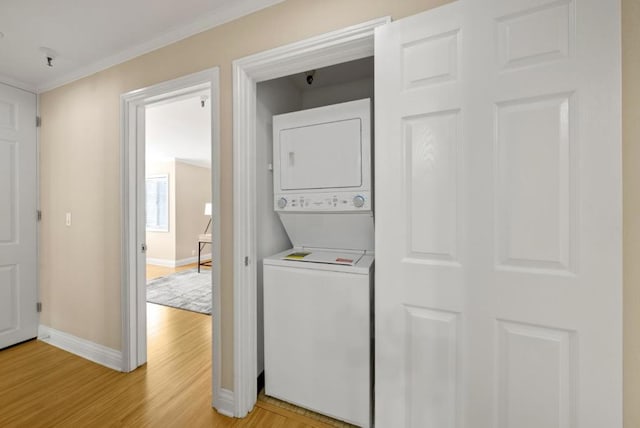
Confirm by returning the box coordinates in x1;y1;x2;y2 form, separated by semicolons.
120;68;222;397
144;91;213;315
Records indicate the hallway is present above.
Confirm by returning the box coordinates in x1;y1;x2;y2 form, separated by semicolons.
0;303;330;427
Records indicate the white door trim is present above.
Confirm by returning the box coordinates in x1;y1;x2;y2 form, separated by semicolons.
231;17;389;418
120;68;223;406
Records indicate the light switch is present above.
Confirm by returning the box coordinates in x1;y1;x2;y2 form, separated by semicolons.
65;212;71;226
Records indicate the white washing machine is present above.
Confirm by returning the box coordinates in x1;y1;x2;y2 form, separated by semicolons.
263;98;374;427
263;248;373;427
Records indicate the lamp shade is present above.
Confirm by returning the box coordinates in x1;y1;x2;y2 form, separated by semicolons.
204;202;212;216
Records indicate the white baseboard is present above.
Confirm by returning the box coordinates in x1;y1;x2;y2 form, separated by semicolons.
176;254;212;267
214;388;235;417
147;254;212;268
145;257;174;267
38;325;122;372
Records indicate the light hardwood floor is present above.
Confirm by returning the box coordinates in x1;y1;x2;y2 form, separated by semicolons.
0;302;333;427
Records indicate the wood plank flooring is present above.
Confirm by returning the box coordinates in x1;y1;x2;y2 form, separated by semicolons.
0;303;332;427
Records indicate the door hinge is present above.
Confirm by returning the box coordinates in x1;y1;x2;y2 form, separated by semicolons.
37;302;42;313
141;243;147;253
36;116;41;127
37;210;42;221
244;256;249;266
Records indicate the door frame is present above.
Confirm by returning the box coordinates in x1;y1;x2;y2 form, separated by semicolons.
119;69;222;399
231;17;388;417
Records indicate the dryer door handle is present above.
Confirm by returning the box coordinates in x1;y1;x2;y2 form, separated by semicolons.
288;151;295;167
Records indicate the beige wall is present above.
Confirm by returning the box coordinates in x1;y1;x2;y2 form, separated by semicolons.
39;78;122;348
39;0;635;408
39;0;450;391
624;0;640;426
146;160;176;261
175;162;211;261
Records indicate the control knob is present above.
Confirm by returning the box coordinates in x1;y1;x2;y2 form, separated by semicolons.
353;195;365;208
277;197;287;209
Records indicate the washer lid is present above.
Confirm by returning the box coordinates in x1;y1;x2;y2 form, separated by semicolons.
282;249;364;266
263;248;374;274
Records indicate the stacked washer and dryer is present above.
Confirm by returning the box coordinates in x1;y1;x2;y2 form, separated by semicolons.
263;98;374;427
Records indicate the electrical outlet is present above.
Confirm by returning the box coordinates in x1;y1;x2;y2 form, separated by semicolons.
65;212;72;226
192;250;196;256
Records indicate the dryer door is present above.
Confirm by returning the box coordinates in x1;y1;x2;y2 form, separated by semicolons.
278;118;362;190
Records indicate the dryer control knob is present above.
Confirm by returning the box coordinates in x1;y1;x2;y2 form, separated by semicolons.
277;197;288;209
353;195;365;208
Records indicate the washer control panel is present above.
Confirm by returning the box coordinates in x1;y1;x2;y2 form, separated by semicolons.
275;191;371;212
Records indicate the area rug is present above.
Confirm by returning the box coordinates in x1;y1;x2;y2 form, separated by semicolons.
147;268;212;315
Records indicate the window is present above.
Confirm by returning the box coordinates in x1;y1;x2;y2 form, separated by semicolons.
146;175;169;231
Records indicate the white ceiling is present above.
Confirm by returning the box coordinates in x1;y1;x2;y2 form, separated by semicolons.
0;0;282;93
145;92;211;168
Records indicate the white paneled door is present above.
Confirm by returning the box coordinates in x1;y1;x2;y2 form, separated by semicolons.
375;1;621;427
0;83;38;349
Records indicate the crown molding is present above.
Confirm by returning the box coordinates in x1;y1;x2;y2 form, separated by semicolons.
0;73;37;94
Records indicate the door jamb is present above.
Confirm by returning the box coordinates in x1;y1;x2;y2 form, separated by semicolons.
120;69;222;405
231;17;388;417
